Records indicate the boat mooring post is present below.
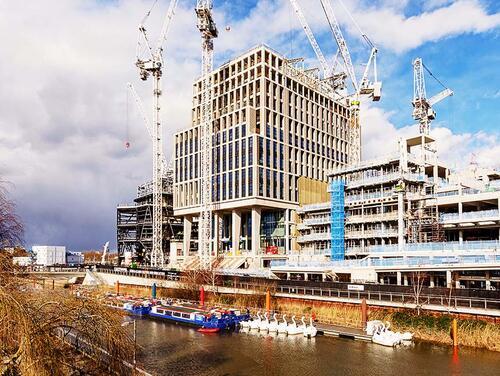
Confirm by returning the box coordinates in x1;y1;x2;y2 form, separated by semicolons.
152;283;157;299
200;286;205;306
451;318;458;347
361;298;368;329
116;280;120;296
266;289;271;313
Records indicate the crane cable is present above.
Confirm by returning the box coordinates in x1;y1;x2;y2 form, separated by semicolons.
422;62;448;90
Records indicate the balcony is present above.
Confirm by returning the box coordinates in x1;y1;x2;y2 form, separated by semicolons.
303;217;330;226
345;191;394;203
345;229;398;239
346;172;428;189
297;232;331;242
346;212;398;224
366;240;500;254
439;209;499;223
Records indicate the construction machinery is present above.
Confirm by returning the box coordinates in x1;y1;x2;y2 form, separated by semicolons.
196;0;218;269
133;0;179;268
319;0;381;165
412;57;454;134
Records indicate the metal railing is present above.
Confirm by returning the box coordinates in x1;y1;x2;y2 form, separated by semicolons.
440;209;499;222
368;240;500;253
297;233;331;242
346;212;398;223
303;217;330;226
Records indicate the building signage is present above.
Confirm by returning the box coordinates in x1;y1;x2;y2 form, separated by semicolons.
347;284;364;291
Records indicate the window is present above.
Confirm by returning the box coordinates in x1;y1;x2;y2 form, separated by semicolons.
242;123;246;136
259;167;264;196
272;171;277;198
248;137;253;166
241;139;246;167
248;168;253;196
266;169;271;197
235;171;239;199
241;169;246;197
228;172;233;199
235;141;239;169
266;139;271;167
258;136;264;165
228;144;233;170
222;173;227;200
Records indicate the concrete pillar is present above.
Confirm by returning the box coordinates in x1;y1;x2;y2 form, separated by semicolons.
251;207;261;256
486;271;491;290
430;275;435;288
446;270;452;288
459;230;464;245
169;242;178;266
232;210;241;256
396;271;402;286
403;274;408;286
285;209;290;254
183;216;192;257
286;272;290;280
458;202;463;220
397;191;405;251
379;275;384;284
304;273;308;281
213;212;221;256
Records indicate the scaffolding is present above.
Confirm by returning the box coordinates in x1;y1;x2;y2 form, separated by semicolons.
407;205;445;243
330;179;346;261
117;173;183;265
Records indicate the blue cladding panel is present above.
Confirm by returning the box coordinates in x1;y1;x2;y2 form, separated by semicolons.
330;180;345;261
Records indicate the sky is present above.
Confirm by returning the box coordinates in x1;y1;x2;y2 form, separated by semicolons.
0;0;498;251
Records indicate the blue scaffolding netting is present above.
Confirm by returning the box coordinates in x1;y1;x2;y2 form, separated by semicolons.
330;179;345;261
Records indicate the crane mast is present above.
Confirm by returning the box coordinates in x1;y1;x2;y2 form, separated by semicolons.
288;0;330;79
196;0;218;269
134;0;179;268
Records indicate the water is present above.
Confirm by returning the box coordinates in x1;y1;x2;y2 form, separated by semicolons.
135;318;499;376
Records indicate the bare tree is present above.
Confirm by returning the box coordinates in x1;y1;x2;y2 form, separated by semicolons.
411;270;427;315
0;252;134;375
0;181;24;248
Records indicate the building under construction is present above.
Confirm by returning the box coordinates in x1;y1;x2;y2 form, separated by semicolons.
173;44;353;269
116;170;183;265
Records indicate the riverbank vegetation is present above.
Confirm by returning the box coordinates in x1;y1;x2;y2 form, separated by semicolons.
100;281;500;352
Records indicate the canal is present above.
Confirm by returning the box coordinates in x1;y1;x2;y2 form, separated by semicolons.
135;318;499;376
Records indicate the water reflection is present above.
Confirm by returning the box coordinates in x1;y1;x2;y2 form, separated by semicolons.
135;318;499;376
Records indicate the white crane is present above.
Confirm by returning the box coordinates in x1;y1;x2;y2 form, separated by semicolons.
101;241;109;265
196;0;218;269
319;0;381;165
126;82;169;175
134;0;179;268
412;57;453;134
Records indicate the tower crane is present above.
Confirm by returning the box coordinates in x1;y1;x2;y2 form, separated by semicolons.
412;57;453;134
288;0;346;91
134;0;179;268
126;82;169;176
320;0;381;165
196;0;218;269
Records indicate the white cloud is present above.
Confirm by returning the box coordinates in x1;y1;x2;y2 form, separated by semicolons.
361;103;500;171
0;0;498;251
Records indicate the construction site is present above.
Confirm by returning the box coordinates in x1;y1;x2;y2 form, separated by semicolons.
116;0;500;291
